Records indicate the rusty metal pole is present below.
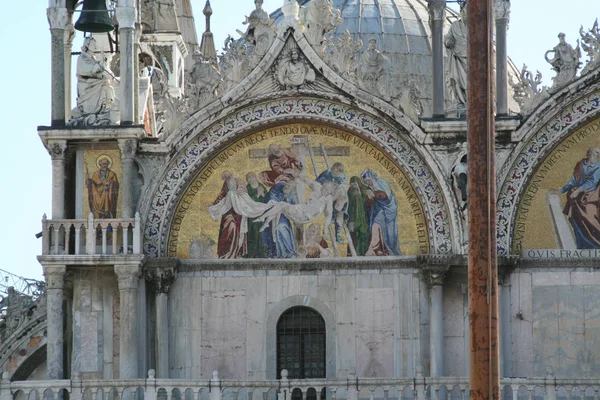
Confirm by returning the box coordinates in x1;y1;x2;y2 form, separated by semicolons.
467;0;500;398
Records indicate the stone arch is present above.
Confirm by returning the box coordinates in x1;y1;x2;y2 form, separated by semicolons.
266;295;336;379
497;81;600;255
140;96;456;258
0;319;47;380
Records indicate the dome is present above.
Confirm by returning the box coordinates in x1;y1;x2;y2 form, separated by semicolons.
270;0;519;116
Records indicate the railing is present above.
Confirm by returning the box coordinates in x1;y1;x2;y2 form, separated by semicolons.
41;213;141;256
4;371;600;400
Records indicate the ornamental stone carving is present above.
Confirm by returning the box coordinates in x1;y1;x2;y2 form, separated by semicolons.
115;6;137;29
115;265;141;291
580;19;600;76
48;140;68;160
69;37;117;127
300;0;342;48
220;35;251;93
238;0;277;57
276;48;316;89
147;268;176;294
545;33;581;90
156;94;190;137
279;0;303;31
323;30;362;83
118;139;138;160
511;64;549;116
494;0;510;22
358;39;389;98
44;266;66;290
46;7;69;30
427;0;446;22
444;7;468;115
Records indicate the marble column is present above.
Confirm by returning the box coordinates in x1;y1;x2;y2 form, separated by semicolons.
47;7;69;126
118;139;138;218
423;267;447;378
115;264;141;378
495;0;511;116
115;4;137;125
64;22;75;122
153;269;175;378
44;265;66;379
48;140;68;219
499;276;513;377
428;0;446;118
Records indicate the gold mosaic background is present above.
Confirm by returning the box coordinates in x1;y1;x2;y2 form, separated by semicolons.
513;117;600;252
168;123;430;258
83;149;123;218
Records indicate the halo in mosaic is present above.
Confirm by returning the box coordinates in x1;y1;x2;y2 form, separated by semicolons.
497;89;600;255
142;97;453;258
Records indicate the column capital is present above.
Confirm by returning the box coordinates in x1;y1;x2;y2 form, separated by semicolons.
146;268;177;294
47;7;69;30
115;264;141;291
118;138;138;161
495;0;510;22
421;265;449;286
427;0;446;22
64;22;75;47
44;265;66;289
47;140;68;161
115;6;137;29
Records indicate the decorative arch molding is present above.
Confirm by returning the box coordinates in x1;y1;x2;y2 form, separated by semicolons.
265;295;335;379
0;318;47;380
497;77;600;255
140;96;456;258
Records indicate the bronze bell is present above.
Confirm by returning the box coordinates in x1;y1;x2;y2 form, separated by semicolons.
74;0;115;33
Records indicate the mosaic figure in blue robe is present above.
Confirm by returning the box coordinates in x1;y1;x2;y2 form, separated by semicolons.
262;182;297;258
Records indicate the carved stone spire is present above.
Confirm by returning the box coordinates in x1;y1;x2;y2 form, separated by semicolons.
199;0;217;65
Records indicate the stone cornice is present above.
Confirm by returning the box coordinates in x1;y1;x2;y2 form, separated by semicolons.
37;255;145;268
38;125;146;148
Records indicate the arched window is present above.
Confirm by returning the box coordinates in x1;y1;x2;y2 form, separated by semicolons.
276;306;326;379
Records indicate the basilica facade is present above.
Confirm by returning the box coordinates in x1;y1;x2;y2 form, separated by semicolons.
2;0;600;399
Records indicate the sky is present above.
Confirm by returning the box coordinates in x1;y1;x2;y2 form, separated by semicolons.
0;0;594;282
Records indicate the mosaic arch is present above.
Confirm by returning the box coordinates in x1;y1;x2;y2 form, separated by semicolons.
497;89;600;256
142;98;454;258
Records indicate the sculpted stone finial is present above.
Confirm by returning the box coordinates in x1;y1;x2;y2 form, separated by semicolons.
69;36;117;126
511;64;548;116
219;35;251;92
358;38;389;98
300;0;342;48
276;48;316;89
579;19;600;76
324;30;362;83
279;0;303;31
444;7;468;116
545;32;581;90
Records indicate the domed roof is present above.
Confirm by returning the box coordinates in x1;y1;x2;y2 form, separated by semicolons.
270;0;460;115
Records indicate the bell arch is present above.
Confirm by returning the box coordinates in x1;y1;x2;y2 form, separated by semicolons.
497;82;600;255
140;96;457;257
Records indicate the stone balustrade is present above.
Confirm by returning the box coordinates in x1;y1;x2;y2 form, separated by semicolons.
41;213;141;256
4;372;600;400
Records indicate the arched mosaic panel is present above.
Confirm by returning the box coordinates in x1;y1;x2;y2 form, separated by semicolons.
498;89;600;255
142;98;453;257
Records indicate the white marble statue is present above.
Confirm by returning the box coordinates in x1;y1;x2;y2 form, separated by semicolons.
545;33;581;90
358;39;388;97
301;0;342;47
70;37;116;126
277;48;316;89
188;50;222;110
237;0;276;57
279;0;303;31
444;7;468;115
580;19;600;76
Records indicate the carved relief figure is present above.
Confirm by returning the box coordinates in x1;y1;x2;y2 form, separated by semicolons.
361;169;401;256
87;156;119;219
277;49;316;88
559;147;600;249
444;7;468;114
545;33;581;89
188;50;222;109
220;36;250;92
301;0;342;47
71;37;116;125
325;29;362;82
358;39;388;97
238;0;276;57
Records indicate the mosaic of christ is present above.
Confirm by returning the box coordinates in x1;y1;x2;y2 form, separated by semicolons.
168;124;429;259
